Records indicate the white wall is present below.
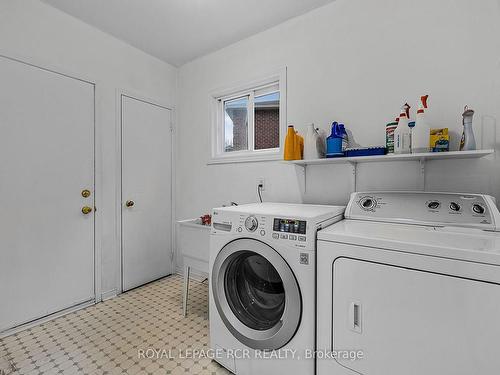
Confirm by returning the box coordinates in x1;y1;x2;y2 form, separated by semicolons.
177;0;500;268
0;0;177;297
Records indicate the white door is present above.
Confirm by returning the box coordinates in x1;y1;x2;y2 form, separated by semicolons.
0;56;95;332
333;258;500;375
121;95;172;291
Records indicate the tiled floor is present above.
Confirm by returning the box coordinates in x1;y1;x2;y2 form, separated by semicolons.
0;276;230;375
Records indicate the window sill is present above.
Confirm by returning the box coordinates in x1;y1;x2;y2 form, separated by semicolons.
207;152;282;165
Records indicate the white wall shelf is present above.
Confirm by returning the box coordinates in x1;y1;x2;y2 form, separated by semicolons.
287;149;494;193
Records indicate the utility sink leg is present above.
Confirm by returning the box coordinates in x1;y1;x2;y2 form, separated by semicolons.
183;265;190;317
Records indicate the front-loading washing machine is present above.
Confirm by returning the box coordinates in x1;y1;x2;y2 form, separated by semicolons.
210;202;345;375
316;191;500;375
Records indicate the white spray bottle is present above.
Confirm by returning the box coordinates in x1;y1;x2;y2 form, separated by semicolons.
394;103;411;154
460;106;476;151
412;95;430;153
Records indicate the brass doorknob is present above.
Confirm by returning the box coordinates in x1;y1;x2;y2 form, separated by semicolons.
125;200;135;207
81;189;91;198
82;206;93;215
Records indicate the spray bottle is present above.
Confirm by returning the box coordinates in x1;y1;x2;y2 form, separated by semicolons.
412;95;430;153
459;106;476;151
394;103;411;154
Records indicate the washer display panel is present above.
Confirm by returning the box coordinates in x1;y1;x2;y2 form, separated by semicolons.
212;238;301;350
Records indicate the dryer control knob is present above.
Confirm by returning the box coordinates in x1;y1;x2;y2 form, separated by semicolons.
359;196;376;210
428;201;441;210
472;204;485;215
245;216;258;232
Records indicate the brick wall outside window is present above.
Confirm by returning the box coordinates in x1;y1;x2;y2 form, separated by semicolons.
225;106;279;151
255;108;279;149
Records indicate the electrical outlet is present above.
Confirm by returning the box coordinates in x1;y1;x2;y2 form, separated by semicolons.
257;178;265;191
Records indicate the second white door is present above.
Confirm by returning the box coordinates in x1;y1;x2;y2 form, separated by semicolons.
121;95;173;291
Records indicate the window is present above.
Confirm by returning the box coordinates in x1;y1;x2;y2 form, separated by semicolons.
210;70;286;163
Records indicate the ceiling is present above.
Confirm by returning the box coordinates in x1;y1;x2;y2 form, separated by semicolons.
41;0;336;67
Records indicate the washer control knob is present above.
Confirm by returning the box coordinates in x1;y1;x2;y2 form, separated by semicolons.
449;202;461;212
428;201;440;210
472;204;485;215
359;197;376;210
245;216;258;232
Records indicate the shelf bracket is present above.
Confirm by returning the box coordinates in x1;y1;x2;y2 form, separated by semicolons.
419;158;426;191
349;162;357;192
294;164;307;194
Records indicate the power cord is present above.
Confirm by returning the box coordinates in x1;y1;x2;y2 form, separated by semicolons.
257;184;263;203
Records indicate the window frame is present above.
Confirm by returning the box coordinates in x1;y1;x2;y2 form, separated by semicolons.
209;68;287;164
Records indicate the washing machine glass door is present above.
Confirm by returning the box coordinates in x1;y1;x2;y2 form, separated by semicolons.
212;238;301;350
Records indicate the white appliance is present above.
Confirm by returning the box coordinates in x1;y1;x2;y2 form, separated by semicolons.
316;191;500;375
210;203;345;375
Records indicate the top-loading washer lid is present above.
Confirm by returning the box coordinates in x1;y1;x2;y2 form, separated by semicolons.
318;219;500;266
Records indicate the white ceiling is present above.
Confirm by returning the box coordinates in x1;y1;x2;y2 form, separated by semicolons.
41;0;336;67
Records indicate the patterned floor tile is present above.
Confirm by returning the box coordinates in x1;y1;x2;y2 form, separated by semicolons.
0;276;230;375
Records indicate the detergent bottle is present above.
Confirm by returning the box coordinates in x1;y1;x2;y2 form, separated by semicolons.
394;103;411;154
326;122;343;157
412;95;430;153
284;125;297;160
295;131;304;160
304;123;322;160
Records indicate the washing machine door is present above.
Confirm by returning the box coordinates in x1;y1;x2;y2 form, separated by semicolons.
212;238;301;350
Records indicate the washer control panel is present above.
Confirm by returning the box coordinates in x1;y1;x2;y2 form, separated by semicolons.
212;210;315;248
272;218;307;242
347;191;499;230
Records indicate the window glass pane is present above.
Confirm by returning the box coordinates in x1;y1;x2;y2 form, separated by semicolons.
224;251;285;330
254;92;280;150
224;96;248;152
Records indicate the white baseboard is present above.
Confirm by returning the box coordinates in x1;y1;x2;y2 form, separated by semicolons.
101;289;118;301
0;299;95;339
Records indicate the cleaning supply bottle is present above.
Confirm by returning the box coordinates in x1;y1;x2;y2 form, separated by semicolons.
284;125;297;160
386;120;399;154
316;128;326;158
394;103;411;154
304;123;321;160
339;124;348;152
412;95;430;153
460;106;476;151
326;122;343;157
294;130;304;160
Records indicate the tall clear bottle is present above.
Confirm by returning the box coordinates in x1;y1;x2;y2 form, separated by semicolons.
394;103;411;154
412;95;430;153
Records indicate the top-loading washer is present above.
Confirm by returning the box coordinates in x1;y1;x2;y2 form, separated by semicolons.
316;191;500;375
210;202;345;375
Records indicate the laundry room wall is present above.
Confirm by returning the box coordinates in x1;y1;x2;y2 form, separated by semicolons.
0;0;177;298
176;0;500;271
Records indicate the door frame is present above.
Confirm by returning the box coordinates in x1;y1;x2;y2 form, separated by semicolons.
116;89;176;293
0;50;100;335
